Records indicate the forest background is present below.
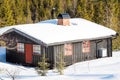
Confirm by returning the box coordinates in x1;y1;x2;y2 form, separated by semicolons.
0;0;120;50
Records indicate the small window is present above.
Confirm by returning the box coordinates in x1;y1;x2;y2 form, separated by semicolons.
64;43;73;56
82;41;90;53
17;43;24;53
33;45;41;54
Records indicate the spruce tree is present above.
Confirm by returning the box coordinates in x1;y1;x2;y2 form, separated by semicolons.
81;0;89;19
55;0;64;15
76;0;82;17
11;0;26;24
26;0;32;23
56;53;65;75
85;0;94;21
37;53;49;76
66;0;74;17
109;0;119;50
93;0;104;25
33;0;41;21
2;0;15;26
0;0;4;27
103;0;118;30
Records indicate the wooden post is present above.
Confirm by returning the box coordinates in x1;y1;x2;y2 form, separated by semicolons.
107;38;112;57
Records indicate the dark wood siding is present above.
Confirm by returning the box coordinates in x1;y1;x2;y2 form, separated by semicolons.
1;32;43;66
1;31;113;68
0;31;37;50
53;45;64;67
32;46;46;66
72;42;82;62
72;41;96;62
52;38;110;68
89;41;96;60
32;54;41;65
47;46;54;67
6;50;25;64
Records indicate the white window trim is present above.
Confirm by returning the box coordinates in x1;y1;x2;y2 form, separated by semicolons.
64;43;73;56
33;45;41;54
17;43;24;53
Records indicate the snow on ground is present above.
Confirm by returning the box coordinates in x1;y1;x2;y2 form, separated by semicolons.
0;51;120;80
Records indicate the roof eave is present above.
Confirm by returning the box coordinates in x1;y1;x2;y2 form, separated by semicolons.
47;35;115;46
2;28;47;46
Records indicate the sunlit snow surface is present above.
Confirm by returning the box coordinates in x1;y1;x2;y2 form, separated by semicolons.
0;51;120;80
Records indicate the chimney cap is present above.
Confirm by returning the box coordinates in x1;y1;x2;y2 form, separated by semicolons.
57;13;70;19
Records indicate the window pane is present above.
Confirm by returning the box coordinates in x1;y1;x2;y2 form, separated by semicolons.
64;43;73;56
17;43;24;53
82;41;90;53
33;45;41;54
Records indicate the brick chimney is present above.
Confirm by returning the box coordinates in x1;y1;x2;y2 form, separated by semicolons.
57;13;70;26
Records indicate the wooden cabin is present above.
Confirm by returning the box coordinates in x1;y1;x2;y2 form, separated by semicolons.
0;13;117;68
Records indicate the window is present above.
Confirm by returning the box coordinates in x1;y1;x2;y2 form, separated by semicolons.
64;43;73;56
17;43;24;53
82;41;90;53
33;45;41;54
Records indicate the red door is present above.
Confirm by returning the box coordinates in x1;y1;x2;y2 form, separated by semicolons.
25;44;32;63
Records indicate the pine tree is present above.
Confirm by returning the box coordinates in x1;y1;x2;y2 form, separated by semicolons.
23;0;32;24
55;0;64;15
103;0;118;29
37;0;46;21
72;0;77;17
76;0;83;17
117;1;120;50
76;0;94;20
66;0;74;17
11;0;26;24
26;0;32;23
0;0;4;27
85;0;94;21
32;0;41;22
56;53;65;75
37;53;49;76
93;0;104;24
2;0;15;26
31;0;37;23
82;0;89;19
109;0;119;50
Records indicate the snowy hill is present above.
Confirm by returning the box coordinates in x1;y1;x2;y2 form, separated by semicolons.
0;51;120;80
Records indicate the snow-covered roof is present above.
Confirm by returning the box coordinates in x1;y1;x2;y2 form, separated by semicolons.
0;18;116;46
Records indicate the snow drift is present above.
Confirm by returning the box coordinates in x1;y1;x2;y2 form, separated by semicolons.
0;51;120;80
